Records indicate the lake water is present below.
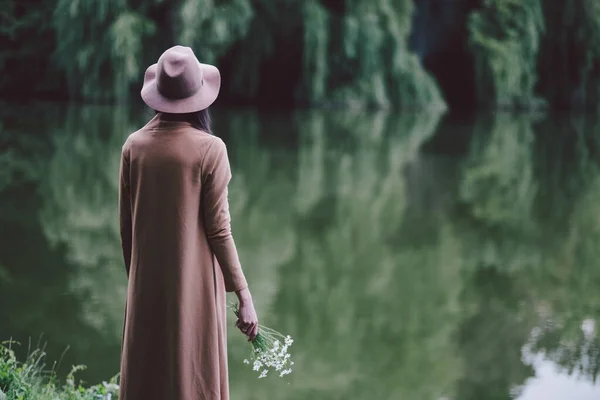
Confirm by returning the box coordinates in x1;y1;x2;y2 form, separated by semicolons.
1;103;600;399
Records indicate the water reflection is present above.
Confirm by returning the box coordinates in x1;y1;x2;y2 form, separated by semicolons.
0;104;599;398
460;113;537;232
0;104;130;382
39;106;132;340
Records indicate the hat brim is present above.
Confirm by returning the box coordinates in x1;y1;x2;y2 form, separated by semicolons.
141;62;221;113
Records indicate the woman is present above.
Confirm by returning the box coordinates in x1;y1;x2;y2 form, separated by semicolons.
118;45;258;400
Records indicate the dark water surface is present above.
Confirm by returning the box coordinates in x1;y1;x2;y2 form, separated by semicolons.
1;103;600;399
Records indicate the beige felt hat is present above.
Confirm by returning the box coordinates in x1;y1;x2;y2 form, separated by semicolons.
141;45;221;113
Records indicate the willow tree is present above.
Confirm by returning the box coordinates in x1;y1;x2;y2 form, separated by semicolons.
468;0;600;110
174;0;445;108
176;0;254;63
300;0;445;109
537;0;600;110
47;0;444;108
468;0;545;109
52;0;155;101
7;0;600;109
0;0;60;99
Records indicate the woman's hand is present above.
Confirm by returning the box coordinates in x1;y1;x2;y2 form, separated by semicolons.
235;288;258;341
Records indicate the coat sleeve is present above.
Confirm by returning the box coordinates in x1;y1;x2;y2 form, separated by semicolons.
202;137;248;292
119;142;132;278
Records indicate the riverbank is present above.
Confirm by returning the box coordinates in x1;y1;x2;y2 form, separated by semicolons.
0;341;119;400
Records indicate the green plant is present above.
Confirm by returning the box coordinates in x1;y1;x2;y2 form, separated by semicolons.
0;340;119;400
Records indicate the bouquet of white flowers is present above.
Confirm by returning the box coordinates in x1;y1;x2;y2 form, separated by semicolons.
228;302;294;379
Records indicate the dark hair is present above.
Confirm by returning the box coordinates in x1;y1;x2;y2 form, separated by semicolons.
156;108;212;133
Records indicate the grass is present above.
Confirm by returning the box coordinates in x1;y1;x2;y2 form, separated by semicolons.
0;340;119;400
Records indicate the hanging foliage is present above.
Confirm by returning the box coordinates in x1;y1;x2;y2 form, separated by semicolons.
537;0;600;110
301;0;445;109
467;0;545;109
177;0;254;63
2;0;600;109
52;0;155;102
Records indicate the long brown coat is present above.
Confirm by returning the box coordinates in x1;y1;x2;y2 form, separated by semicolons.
118;113;248;400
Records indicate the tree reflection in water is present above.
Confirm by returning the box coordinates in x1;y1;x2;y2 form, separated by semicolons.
0;105;600;398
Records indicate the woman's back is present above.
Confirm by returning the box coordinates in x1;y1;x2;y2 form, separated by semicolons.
118;113;247;400
118;45;257;400
126;115;214;267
